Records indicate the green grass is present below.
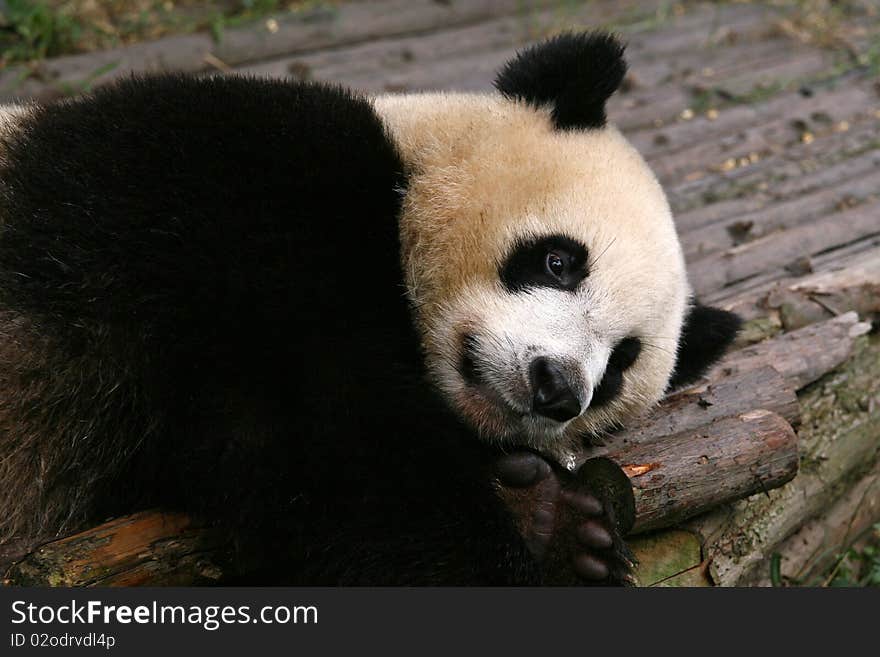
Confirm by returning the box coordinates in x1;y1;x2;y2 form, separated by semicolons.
826;533;880;587
0;0;83;64
0;1;320;67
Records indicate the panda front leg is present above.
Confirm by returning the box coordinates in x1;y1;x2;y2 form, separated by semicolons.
495;452;636;586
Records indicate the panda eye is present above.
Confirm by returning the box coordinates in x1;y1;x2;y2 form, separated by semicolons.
546;253;565;278
499;234;589;293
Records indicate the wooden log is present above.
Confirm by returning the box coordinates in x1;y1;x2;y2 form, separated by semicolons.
3;512;230;587
595;365;800;451
608;410;799;534
741;460;880;586
684;332;880;586
623;329;879;587
710;311;871;390
723;247;880;329
587;312;867;462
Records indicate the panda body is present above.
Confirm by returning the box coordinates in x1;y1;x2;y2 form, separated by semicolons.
0;34;738;584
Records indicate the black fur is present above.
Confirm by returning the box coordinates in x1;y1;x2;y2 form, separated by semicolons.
498;234;589;293
0;74;632;585
668;303;742;390
591;337;642;408
0;74;547;584
494;31;627;130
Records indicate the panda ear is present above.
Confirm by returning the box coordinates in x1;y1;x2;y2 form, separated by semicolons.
668;302;742;390
494;31;627;131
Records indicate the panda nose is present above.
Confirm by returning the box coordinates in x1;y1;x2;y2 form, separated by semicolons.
529;357;582;422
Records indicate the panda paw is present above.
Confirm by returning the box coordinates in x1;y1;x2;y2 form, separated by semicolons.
494;451;634;585
561;488;619;581
560;480;636;586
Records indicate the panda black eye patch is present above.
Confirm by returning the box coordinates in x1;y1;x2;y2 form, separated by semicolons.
591;337;642;408
499;234;589;293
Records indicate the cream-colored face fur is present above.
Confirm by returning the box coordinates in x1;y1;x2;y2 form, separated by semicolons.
373;92;689;463
0;104;33;166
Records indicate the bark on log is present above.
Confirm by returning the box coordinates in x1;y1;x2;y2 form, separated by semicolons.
600;365;799;449
742;460;880;586
610;410;799;534
706;311;871;391
3;512;230;587
724;248;880;329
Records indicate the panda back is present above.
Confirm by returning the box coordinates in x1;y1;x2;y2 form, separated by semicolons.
0;75;417;537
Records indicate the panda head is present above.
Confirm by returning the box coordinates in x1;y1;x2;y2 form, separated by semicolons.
374;32;739;459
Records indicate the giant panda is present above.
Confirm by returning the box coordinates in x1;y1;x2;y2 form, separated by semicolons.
0;32;738;585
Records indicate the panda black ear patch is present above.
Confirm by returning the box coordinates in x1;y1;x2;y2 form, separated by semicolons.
494;31;627;131
668;303;742;391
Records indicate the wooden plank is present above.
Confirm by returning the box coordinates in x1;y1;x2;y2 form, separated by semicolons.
687;201;880;297
613;41;821;130
239;2;778;99
681;168;880;261
707;312;872;391
212;0;543;66
704;234;880;309
635;84;877;184
675;145;880;239
669;117;880;217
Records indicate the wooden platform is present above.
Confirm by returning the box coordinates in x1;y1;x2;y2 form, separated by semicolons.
1;0;878;586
